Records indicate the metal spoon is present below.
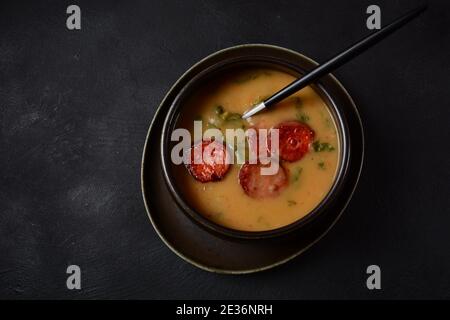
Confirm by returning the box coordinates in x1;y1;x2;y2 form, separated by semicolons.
242;4;427;119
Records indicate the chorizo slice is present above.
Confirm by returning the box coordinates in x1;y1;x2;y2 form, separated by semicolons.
273;121;315;162
239;162;288;198
185;140;230;183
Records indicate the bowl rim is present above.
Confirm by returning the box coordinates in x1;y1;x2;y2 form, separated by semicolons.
158;44;355;240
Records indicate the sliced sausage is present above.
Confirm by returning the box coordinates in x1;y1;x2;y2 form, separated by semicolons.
185;140;230;183
239;162;288;199
272;121;315;162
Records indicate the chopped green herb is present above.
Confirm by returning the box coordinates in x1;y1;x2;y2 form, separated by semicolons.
234;70;271;84
214;105;242;121
215;105;224;115
312;140;335;152
291;96;302;109
206;122;219;129
297;112;310;123
287;200;297;206
253;95;270;106
291;167;303;183
318;161;325;170
223;112;242;121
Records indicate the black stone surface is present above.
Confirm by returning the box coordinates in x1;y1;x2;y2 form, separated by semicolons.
0;0;449;299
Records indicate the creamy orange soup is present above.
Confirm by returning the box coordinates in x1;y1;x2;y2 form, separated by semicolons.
174;67;340;231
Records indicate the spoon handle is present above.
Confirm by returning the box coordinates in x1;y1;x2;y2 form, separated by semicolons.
266;5;426;108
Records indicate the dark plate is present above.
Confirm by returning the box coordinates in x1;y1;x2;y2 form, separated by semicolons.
141;44;364;274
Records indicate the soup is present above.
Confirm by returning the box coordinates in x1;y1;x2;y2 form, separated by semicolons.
173;67;340;232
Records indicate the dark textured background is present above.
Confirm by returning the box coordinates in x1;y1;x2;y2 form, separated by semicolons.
0;0;449;299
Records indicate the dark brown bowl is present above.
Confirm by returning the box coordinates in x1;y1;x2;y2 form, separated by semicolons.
159;44;357;239
141;44;364;272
